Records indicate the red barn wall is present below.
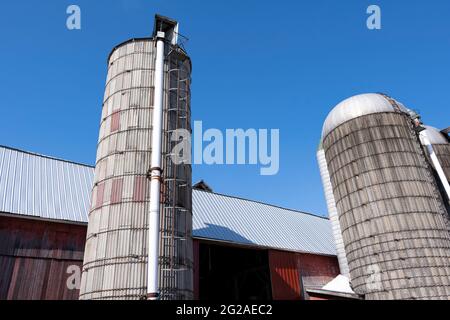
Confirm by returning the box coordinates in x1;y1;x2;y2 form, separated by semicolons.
268;250;302;300
0;217;339;301
297;253;340;284
268;250;339;300
0;215;86;300
193;239;200;300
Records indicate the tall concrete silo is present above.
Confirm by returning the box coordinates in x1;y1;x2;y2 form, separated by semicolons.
80;15;193;300
320;93;450;300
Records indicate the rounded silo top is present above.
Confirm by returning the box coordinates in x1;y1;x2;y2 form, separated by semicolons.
321;93;407;139
420;126;449;145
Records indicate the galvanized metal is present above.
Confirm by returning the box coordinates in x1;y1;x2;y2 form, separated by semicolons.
0;146;93;223
420;126;449;145
0;145;337;258
420;130;450;202
434;144;450;183
420;126;450;183
317;146;350;278
147;31;165;300
159;45;193;300
322;95;450;300
80;35;193;300
192;190;336;256
322;93;407;139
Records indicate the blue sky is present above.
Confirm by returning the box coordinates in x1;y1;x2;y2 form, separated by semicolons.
0;0;449;216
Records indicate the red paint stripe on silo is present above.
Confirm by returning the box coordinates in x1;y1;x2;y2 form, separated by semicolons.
111;178;123;204
110;112;120;132
133;176;147;202
96;183;105;208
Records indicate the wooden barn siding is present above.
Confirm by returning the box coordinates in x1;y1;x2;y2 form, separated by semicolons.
0;217;339;300
323;112;450;300
193;239;200;300
269;250;301;300
0;215;86;300
268;250;339;300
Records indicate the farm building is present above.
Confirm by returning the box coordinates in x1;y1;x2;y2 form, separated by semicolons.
0;145;344;300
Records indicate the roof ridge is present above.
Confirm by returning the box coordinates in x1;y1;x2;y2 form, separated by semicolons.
0;145;327;221
0;145;95;169
193;189;328;220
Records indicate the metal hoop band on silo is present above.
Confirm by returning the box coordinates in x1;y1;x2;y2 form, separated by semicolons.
322;94;450;300
79;38;193;300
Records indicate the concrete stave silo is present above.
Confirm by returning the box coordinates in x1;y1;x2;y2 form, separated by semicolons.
80;16;193;300
320;93;450;300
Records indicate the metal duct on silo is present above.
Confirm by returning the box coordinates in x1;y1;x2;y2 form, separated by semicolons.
321;93;450;300
80;16;193;300
317;144;351;279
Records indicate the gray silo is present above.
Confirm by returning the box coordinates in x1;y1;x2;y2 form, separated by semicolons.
80;15;193;300
320;93;450;300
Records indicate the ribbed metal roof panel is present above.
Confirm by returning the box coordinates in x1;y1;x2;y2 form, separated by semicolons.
0;146;94;223
0;146;336;256
192;190;336;256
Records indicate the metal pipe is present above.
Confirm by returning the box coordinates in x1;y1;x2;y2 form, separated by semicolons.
421;131;450;201
147;31;165;300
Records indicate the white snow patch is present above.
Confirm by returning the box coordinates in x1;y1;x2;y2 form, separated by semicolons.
321;275;355;294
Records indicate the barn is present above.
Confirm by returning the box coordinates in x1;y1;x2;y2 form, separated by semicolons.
0;145;345;300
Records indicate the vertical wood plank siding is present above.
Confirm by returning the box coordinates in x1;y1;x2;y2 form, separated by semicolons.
193;239;200;300
268;250;339;300
0;216;86;300
269;250;301;300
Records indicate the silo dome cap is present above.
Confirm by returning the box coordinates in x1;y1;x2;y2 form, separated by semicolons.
322;93;408;139
420;126;449;145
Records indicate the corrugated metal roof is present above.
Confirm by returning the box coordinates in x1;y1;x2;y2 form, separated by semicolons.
193;190;336;256
0;145;336;256
0;146;94;223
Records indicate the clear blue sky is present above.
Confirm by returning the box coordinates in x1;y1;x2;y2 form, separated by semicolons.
0;0;449;216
